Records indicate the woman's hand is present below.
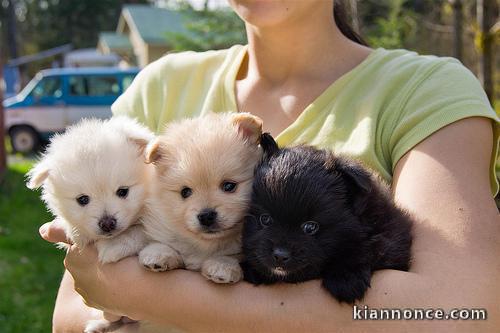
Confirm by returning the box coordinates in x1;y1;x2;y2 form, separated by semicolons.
39;220;137;319
39;218;70;244
64;245;138;317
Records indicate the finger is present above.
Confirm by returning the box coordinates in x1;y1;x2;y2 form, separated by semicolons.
64;243;98;269
39;219;72;244
103;312;122;322
80;294;101;310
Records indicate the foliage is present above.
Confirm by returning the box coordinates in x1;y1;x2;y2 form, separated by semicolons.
0;162;64;333
166;3;246;52
0;0;149;58
363;0;418;49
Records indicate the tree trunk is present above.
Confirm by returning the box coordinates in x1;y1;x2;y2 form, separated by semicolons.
450;0;463;61
349;0;360;34
0;61;6;178
476;0;495;103
6;0;18;59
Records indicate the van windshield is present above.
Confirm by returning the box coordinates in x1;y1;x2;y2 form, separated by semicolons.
32;77;62;98
17;75;63;100
17;76;40;100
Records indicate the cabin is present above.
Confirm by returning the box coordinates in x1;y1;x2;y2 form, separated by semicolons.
97;5;185;67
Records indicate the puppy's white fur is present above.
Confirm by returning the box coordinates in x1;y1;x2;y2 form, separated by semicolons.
139;112;262;283
27;116;154;333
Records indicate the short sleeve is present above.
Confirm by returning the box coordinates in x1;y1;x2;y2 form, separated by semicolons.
388;59;499;195
111;59;167;133
111;47;241;134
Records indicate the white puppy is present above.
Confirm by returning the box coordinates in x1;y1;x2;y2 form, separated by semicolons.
27;116;154;333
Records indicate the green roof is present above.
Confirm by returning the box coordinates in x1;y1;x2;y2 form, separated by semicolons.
123;5;185;44
98;32;132;50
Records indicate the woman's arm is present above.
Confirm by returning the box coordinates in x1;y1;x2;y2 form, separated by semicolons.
40;222;143;333
52;270;100;333
62;117;499;332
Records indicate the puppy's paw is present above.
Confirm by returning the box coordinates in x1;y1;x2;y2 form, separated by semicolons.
97;244;129;264
322;267;371;303
96;226;149;264
201;257;242;284
240;261;264;285
139;243;183;272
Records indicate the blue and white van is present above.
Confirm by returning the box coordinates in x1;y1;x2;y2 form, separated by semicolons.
3;67;139;153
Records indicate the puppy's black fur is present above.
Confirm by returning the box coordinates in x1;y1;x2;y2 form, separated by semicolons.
242;133;413;303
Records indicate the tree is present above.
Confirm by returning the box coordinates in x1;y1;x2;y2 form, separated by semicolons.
5;0;18;59
0;58;6;178
349;0;360;34
476;0;496;103
364;0;417;49
0;0;150;79
450;0;463;61
0;0;149;59
166;3;246;52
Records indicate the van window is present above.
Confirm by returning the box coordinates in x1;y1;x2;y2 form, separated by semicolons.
32;77;62;98
69;76;119;96
69;76;88;96
122;75;135;91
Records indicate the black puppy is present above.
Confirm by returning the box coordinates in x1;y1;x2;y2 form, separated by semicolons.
241;133;413;303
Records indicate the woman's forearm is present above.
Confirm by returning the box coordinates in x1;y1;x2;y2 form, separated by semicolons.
53;271;101;333
61;118;499;332
53;271;145;333
113;252;497;333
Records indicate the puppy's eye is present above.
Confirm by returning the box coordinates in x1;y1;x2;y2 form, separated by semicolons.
301;221;319;235
259;214;273;227
116;187;129;198
221;181;237;193
76;195;90;206
181;187;192;199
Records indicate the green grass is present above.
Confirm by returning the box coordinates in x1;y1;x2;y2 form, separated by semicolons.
0;161;64;332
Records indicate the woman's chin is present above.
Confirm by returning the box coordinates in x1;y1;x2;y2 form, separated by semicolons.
229;0;318;28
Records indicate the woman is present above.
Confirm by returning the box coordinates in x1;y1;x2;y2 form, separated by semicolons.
41;1;499;332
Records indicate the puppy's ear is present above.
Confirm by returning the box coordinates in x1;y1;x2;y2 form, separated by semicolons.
110;116;154;154
260;132;279;158
327;155;373;215
128;137;150;155
26;163;50;189
144;138;162;164
232;113;263;144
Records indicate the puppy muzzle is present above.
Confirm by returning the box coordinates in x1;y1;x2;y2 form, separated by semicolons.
197;208;220;232
98;215;117;234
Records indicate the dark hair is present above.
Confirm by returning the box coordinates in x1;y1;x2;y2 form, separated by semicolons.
333;1;368;46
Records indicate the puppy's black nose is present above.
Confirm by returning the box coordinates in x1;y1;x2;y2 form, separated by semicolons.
272;247;291;265
197;208;218;227
98;215;117;233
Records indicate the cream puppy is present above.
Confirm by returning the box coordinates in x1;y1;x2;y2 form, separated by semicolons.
27;116;154;333
139;112;262;284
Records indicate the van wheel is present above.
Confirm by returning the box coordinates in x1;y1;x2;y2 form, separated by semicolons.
10;126;40;154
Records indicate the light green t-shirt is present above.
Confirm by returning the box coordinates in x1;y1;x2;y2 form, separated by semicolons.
112;45;499;195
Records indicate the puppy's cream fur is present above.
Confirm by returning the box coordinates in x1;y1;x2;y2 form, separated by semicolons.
139;112;262;283
27;116;154;333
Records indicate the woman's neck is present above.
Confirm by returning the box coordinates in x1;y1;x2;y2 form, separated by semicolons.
240;6;371;86
233;3;373;137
